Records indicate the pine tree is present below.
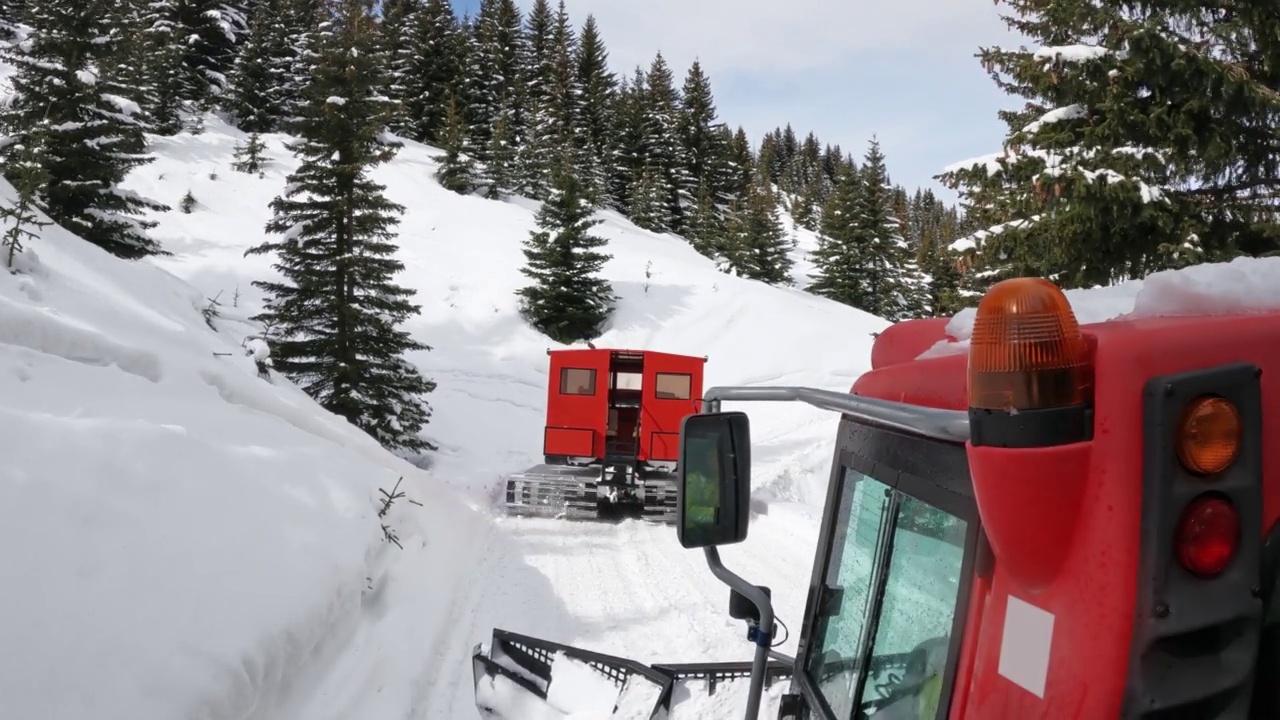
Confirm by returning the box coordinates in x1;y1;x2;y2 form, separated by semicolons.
225;0;288;133
436;92;476;194
390;0;461;144
808;165;864;305
937;0;1280;290
722;175;793;284
636;52;688;232
627;163;671;233
514;0;562;198
572;14;616;206
231;132;269;174
854;139;912;319
517;159;615;344
1;132;51;271
0;0;22;40
244;0;436;454
684;178;723;259
0;1;169;259
467;0;524;167
678;60;731;216
608;68;647;211
175;0;248;109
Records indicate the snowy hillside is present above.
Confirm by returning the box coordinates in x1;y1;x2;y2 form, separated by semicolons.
125;117;887;508
0;174;495;720
0;107;895;720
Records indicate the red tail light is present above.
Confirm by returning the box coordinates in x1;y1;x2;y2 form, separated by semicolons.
1175;495;1240;578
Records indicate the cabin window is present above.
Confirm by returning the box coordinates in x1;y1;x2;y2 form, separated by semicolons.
655;372;692;399
560;367;596;395
613;371;643;390
806;467;967;720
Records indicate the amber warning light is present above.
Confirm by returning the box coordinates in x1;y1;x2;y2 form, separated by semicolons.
968;277;1093;412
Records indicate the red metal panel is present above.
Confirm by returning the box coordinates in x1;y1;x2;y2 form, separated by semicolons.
544;349;610;458
639;351;705;462
648;431;680;460
856;312;1280;719
543;427;594;458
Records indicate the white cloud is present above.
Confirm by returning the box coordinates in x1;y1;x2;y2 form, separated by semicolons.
519;0;1014;77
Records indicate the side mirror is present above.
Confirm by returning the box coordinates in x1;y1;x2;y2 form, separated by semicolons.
676;411;751;549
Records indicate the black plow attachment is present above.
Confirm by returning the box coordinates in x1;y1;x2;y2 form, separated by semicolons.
472;629;794;719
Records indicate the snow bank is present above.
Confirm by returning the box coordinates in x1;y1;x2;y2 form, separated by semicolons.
919;255;1280;358
0;175;507;720
124;116;890;509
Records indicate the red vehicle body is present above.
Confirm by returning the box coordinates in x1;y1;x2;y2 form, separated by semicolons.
504;348;707;522
475;276;1280;720
542;348;706;466
849;303;1279;718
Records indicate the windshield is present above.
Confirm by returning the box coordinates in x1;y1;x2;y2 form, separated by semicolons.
806;467;968;720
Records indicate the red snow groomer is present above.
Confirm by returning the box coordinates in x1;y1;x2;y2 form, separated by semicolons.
503;347;706;523
474;275;1280;719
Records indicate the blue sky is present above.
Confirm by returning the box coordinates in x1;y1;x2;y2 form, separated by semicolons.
448;0;1026;202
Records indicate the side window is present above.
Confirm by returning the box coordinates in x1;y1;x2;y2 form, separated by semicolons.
655;372;692;399
806;468;968;720
560;368;596;395
807;469;892;720
859;497;967;718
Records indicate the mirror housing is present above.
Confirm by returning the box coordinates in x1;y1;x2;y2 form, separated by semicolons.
676;411;751;549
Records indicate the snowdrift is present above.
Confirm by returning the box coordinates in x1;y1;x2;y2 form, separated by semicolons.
124;117;892;509
0;175;528;720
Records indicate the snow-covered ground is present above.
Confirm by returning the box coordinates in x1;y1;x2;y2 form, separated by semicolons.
0;107;890;720
9;55;1280;720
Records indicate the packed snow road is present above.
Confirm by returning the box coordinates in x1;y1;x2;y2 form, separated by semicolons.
268;507;819;720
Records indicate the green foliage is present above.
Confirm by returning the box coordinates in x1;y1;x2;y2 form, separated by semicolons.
0;1;169;259
516;161;615;344
245;0;435;454
938;0;1280;293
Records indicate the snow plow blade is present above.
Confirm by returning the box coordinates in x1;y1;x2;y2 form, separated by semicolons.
472;629;794;719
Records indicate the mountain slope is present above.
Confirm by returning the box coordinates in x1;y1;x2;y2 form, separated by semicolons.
126;117;891;508
0;107;892;720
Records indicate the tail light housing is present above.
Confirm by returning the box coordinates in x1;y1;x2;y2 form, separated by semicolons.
1124;364;1263;717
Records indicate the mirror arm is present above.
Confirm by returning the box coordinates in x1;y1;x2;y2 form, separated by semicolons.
704;546;774;720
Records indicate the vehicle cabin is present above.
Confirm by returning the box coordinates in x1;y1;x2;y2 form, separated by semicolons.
803;282;1280;718
543;348;705;465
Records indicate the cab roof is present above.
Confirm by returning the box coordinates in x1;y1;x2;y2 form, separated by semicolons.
854;256;1280;413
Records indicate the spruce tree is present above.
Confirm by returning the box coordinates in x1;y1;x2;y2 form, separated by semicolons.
637;52;688;231
854;139;912;319
517;160;615;344
608;68;648;211
722;175;794;285
436;92;477;194
0;1;169;259
937;0;1280;290
0;0;22;40
244;0;436;454
225;0;288;133
391;0;461;144
808;165;865;305
572;14;616;206
678;60;732;215
1;133;51;271
231;133;269;174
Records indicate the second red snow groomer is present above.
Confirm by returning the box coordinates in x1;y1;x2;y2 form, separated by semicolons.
504;347;706;523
